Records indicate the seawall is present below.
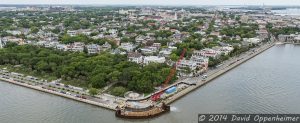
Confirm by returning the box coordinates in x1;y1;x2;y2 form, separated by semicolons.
0;77;116;111
165;42;275;104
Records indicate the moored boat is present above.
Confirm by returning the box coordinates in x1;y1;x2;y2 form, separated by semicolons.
115;103;170;119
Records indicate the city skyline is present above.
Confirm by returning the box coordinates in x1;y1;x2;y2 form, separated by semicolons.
1;0;300;6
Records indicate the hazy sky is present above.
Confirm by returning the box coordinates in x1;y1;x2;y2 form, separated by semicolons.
1;0;300;6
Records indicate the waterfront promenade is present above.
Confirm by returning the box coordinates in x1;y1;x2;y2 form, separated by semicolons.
0;77;117;110
165;41;275;104
0;41;275;114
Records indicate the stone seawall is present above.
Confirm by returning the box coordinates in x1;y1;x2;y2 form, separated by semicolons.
165;42;275;104
0;77;116;111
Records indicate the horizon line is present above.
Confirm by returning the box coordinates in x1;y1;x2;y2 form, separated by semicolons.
0;3;300;7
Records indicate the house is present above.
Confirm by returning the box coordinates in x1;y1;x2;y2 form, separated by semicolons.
193;49;221;59
278;34;300;43
140;46;158;54
135;35;146;43
152;43;161;48
190;56;209;68
43;41;58;48
86;44;100;54
56;44;67;51
176;59;198;77
110;48;126;55
101;42;112;51
243;38;261;44
219;46;234;55
256;29;269;40
71;42;84;52
67;30;77;36
159;48;172;57
108;29;117;35
0;38;4;48
143;56;166;65
127;52;143;64
6;30;22;35
36;41;47;46
119;42;136;52
177;59;198;71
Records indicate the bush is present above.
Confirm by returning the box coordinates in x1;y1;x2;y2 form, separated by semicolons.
111;86;127;97
88;88;98;96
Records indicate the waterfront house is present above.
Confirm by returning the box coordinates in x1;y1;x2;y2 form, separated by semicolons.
193;49;221;59
119;42;136;52
143;56;166;65
86;44;100;54
101;42;112;51
71;42;84;52
127;52;143;64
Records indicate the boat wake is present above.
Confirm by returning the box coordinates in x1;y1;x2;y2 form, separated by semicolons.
170;106;180;112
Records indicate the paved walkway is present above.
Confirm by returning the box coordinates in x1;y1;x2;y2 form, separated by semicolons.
165;41;275;104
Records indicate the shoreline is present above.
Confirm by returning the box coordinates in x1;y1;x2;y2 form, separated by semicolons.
0;41;275;115
165;41;275;104
0;77;116;111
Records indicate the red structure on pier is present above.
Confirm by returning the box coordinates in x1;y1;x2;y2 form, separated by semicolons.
151;48;187;101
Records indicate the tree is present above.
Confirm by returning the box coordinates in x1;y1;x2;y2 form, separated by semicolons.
111;86;127;97
88;88;98;96
30;27;39;34
4;42;18;48
0;45;176;93
36;61;48;71
108;70;121;82
170;53;179;61
89;73;106;88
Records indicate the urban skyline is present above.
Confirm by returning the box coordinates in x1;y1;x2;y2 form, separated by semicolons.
1;0;300;6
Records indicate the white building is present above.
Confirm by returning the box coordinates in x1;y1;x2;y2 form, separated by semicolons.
219;46;234;55
278;34;300;43
143;56;166;65
56;44;67;51
101;42;112;51
127;52;143;64
243;38;261;44
140;46;158;54
177;59;197;71
71;42;84;52
0;38;3;48
120;42;136;52
190;56;209;68
193;49;221;59
44;41;59;48
159;48;172;57
67;30;77;36
86;44;100;54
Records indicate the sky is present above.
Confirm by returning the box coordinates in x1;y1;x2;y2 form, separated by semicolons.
0;0;300;6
